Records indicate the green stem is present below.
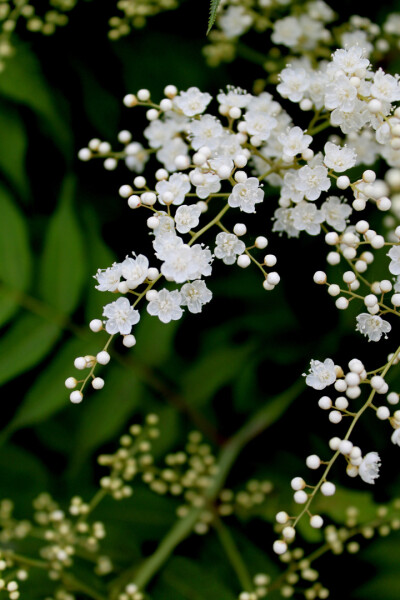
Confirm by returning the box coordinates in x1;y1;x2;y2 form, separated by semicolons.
189;203;230;246
214;517;253;592
109;379;303;596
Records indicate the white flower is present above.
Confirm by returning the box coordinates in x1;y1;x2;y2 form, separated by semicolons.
391;428;400;446
125;142;149;173
174;87;212;117
147;289;183;323
103;297;140;335
161;245;199;283
387;246;400;275
180;280;212;313
272;16;302;48
304;358;336;390
175;204;202;234
144;119;180;149
280;171;304;205
371;69;400;103
356;313;391;342
331;46;370;76
218;5;252;38
359;452;381;484
244;111;277;141
189;245;213;279
321;196;352;232
188;115;223;151
217;87;252;109
214;232;245;265
153;233;183;261
228;178;264;213
278;126;312;159
324;75;358;113
272;207;300;238
292;201;324;236
277;67;310;103
323;142;357;172
296;165;331;201
120;254;149;289
94;264;121;292
156;173;191;206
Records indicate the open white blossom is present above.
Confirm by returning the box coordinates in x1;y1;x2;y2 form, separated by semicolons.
156;173;191;206
321;196;352;232
391;428;400;446
180;280;212;313
228;178;264;213
120;254;149;289
356;313;392;342
103;297;140;335
304;358;336;390
174;87;212;117
359;452;381;484
94;264;121;292
296;165;331;201
214;232;245;265
174;204;202;234
146;289;183;323
323;142;357;172
292;202;324;236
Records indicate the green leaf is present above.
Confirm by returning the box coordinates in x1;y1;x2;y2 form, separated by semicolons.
207;0;222;34
0;101;28;199
0;444;49;510
69;366;143;471
38;176;86;314
0;314;60;387
0;39;71;155
7;337;94;434
0;184;32;327
181;343;254;406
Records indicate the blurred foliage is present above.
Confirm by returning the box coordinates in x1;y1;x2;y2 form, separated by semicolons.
1;1;400;599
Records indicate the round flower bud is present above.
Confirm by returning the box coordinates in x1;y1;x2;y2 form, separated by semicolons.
328;284;340;297
146;290;158;302
392;294;400;307
291;477;305;491
302;148;314;161
273;540;287;555
123;335;136;348
294;490;308;504
255;236;268;249
355;220;369;234
346;465;359;477
118;281;129;294
329;410;342;424
160;98;173;112
234;171;247;183
234;155;247;168
74;357;87;370
327;252;340;265
335;297;349;310
141;192;156;206
318;396;332;410
267;272;280;286
276;511;289;524
65;377;77;389
364;294;378;307
368;99;382;113
92;377;105;390
128;195;141;209
337;176;350;190
377;197;391;211
70;390;83;404
137;88;150;101
334;379;347;392
78;148;91;161
310;515;323;529
380;280;392;293
147;267;159;281
282;526;296;540
376;406;390;420
346;386;361;399
353;198;366;211
306;455;321;469
362;170;376;183
313;271;327;284
89;319;103;332
164;84;178;98
335;396;349;410
123;94;137;107
345;372;360;387
339;440;353;455
119;185;133;198
155;168;169;181
329;437;341;451
134;176;146;189
371;376;385;390
371;235;385;249
343;271;356;284
175;155;190;169
233;223;247;236
325;232;339;245
321;482;336;496
348;359;364;373
147;216;159;229
388;392;399;405
96;351;110;365
104;158;117;171
237;255;251;268
264;254;277;267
